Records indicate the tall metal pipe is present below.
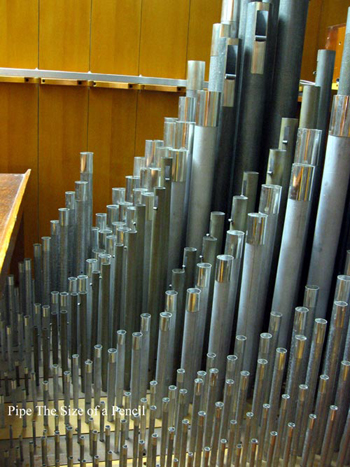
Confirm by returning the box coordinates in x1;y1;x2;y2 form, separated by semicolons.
186;90;220;252
236;213;267;372
272;163;315;347
308;95;350;318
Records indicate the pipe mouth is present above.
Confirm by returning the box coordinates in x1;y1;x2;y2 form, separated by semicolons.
196;263;212;288
288;163;314;201
186;61;205;91
196;90;220;127
329;95;350;137
225;230;245;258
246;213;267;246
59;207;69;226
303;284;320;308
112;187;126;204
117;330;126;345
145;139;164;167
159;312;172;331
165;290;178;313
75;181;88;201
259;184;282;215
186;288;201;312
80;152;93;174
132;332;142;350
215;255;233;282
133;156;146;177
65;191;75;209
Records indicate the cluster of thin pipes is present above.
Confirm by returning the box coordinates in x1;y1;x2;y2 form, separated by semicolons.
1;0;350;466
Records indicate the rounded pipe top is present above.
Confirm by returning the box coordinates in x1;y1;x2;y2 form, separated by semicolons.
80;152;93;174
259;184;282;215
215;255;233;282
246;213;267;246
196;263;212;288
186;288;201;312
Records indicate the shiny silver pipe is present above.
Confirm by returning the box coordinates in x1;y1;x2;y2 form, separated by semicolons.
234;370;250;446
308;95;350;318
148;186;167;376
236;213;267;372
107;348;117;422
168;148;188;277
172;268;186;374
208;255;233;387
131;332;142;410
50;221;60;292
124;230;138;387
181;289;201;401
272;163;315;347
140;313;151;398
80;152;93;254
195;264;211;373
141;191;154;314
75;181;88;275
100;255;111;391
186;90;220;252
225;230;244;340
290;384;308;465
251;359;268;436
323;301;347;400
266;348;287;436
116;330;126;407
156;312;172;417
65;191;76;278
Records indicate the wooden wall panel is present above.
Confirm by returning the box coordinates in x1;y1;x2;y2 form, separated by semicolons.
139;0;190;79
87;88;138;213
135;91;179;155
187;0;222;81
90;0;141;75
39;0;91;71
0;0;38;68
0;83;38;256
301;0;323;81
38;86;88;237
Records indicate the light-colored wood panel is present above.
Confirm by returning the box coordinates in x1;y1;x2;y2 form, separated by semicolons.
135;91;179;155
90;0;141;75
39;0;91;71
300;0;323;81
0;0;39;68
38;86;88;237
187;0;222;81
139;0;190;79
87;88;138;213
0;83;39;257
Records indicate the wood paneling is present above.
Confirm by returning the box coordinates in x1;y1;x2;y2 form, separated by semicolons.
90;0;142;75
39;0;91;71
301;0;323;81
87;88;138;213
0;83;38;256
135;91;179;155
187;0;222;81
0;0;39;68
139;0;190;79
38;86;88;237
